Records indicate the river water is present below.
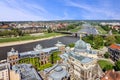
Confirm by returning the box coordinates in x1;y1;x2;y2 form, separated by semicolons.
0;36;79;60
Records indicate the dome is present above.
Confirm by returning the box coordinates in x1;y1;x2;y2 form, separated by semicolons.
55;66;63;72
75;39;87;49
50;66;69;80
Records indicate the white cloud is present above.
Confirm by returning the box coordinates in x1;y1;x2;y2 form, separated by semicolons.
0;1;48;21
0;0;67;21
65;0;120;19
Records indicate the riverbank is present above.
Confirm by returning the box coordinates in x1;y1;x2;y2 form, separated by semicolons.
0;33;64;47
0;36;79;60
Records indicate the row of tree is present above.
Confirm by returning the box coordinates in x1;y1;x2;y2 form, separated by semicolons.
82;35;118;49
99;24;120;34
0;28;24;37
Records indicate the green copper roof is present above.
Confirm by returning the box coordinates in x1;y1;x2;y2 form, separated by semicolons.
75;39;87;50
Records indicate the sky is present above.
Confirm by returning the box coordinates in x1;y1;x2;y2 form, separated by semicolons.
0;0;120;21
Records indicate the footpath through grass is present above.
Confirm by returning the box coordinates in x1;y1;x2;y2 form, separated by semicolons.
0;32;63;43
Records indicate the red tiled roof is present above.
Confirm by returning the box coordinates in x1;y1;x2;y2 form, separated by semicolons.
110;44;120;50
101;70;120;80
0;25;9;29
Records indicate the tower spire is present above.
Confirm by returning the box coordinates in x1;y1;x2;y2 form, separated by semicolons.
80;34;82;40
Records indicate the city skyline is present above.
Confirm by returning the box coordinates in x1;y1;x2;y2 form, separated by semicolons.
0;0;120;21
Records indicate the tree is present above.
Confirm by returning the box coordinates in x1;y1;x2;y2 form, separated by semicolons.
101;25;111;31
104;52;110;58
82;35;93;46
105;35;116;46
115;60;120;71
68;43;75;48
47;28;52;33
93;35;104;49
103;65;113;72
115;36;120;44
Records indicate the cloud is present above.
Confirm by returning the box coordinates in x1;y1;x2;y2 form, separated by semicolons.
65;0;120;19
0;0;68;21
0;0;48;21
0;0;120;20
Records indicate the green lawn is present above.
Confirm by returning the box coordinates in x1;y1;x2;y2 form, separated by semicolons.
69;26;81;32
0;32;63;43
38;63;53;70
98;60;114;70
96;25;107;34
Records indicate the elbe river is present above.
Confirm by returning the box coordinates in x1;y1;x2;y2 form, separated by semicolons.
0;36;79;60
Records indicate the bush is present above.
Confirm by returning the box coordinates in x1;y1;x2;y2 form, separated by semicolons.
104;52;110;58
103;65;113;72
68;43;75;48
115;60;120;71
105;35;116;46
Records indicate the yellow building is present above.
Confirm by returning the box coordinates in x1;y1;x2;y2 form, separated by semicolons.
10;70;21;80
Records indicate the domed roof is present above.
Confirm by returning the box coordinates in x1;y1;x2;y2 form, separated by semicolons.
55;66;63;72
75;39;87;50
50;66;69;80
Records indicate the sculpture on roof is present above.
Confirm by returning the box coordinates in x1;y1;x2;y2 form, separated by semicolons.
34;44;42;51
7;48;18;56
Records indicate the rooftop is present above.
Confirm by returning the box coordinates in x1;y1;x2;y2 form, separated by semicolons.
12;64;42;80
109;44;120;50
44;64;69;80
55;41;65;47
101;70;120;80
69;51;94;63
20;46;58;57
0;63;9;71
75;39;87;50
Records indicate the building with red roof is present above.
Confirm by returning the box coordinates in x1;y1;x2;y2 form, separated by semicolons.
100;70;120;80
108;44;120;61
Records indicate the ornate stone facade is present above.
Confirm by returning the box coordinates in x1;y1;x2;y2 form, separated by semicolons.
61;37;102;80
55;41;65;53
7;48;19;66
7;44;58;66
